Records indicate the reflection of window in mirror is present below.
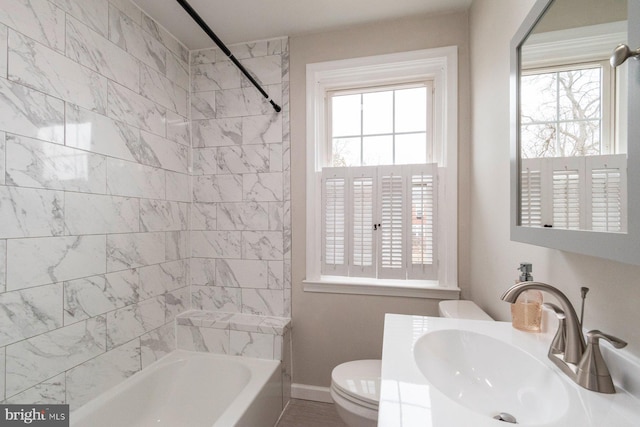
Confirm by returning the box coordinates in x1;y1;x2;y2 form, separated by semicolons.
519;2;628;232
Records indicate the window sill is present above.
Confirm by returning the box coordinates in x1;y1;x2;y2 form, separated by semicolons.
302;277;461;299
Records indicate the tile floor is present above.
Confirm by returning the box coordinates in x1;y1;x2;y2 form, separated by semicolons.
276;399;348;427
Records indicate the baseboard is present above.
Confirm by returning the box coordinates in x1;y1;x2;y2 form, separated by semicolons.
291;383;333;403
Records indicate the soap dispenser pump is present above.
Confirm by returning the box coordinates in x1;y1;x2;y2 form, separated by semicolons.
511;263;543;332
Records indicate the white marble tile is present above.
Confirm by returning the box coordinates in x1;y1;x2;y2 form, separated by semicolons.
66;338;141;409
141;322;175;369
0;0;65;52
192;286;241;312
0;186;64;239
165;286;189;322
9;31;107;114
7;235;106;291
0;239;6;293
226;41;269;60
106;232;165;272
243;173;283;201
270;144;283;172
140;63;187;116
0;131;4;185
242;114;282;145
190;258;216;287
52;0;108;37
268;39;283;56
191;91;216;120
191;202;217;231
269;202;284;231
0;25;7;79
139;130;188;173
4;373;65;404
217;145;270;174
0;78;65;145
108;0;142;25
0;348;4;400
64;269;140;325
268;261;284;289
108;4;166;73
66;15;139;92
192;147;217;176
165;51;189;90
191;230;242;259
241;55;282;87
283;287;291;318
191;61;241;92
216;85;281;118
140;199;187;232
0;283;63;347
190;49;215;65
106;157;165;200
177;325;229;354
216;259;268;288
242;289;284;317
193;175;243;203
139;259;187;298
107;81;165;136
177;311;234;328
65;193;139;235
5;133;107;193
284;259;291;290
230;330;275;359
166;110;190;147
5;316;106;397
106;296;164;349
66;104;140;162
217;202;269;231
192;117;242;148
165;230;187;261
242;231;284;261
165;170;189;202
141;13;188;64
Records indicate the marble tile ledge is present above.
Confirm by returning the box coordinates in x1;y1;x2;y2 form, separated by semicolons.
176;310;291;335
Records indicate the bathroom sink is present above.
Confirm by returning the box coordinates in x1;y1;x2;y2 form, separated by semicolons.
413;329;569;424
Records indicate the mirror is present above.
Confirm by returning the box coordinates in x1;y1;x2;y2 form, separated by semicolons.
511;0;640;265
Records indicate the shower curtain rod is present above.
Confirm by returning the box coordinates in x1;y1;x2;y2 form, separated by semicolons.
175;0;282;113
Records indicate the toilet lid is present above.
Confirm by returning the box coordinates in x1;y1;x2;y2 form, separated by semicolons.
331;360;381;406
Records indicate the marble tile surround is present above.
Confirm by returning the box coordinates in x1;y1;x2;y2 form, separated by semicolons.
0;0;291;412
0;0;189;409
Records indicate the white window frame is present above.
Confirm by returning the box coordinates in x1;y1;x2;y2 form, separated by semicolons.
304;47;460;299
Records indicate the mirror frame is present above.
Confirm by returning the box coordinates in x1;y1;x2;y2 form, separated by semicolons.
510;0;640;265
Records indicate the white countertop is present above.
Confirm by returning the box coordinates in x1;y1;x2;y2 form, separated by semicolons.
378;314;640;427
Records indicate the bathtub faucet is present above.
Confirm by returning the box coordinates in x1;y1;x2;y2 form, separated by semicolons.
501;281;627;393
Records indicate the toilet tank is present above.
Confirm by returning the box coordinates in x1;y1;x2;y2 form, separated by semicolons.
438;300;493;321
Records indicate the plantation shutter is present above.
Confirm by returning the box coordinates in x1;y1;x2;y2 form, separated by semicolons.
350;168;376;277
552;157;582;230
378;166;406;279
408;164;437;280
586;154;627;232
521;161;543;227
321;168;348;275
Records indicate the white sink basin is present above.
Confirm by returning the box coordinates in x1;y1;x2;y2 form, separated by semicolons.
413;329;569;424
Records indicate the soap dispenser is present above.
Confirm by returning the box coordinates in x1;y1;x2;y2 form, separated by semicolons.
511;263;543;332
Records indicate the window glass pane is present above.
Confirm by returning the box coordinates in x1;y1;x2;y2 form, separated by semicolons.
332;137;361;166
363;136;393;165
558;68;601;121
521;124;556;158
363;91;393;135
521;73;557;123
558;120;601;156
395;87;427;133
395;133;427;164
332;94;361;137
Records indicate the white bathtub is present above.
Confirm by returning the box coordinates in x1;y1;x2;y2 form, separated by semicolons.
70;350;283;427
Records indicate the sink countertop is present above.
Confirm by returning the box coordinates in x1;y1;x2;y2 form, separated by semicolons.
379;314;640;427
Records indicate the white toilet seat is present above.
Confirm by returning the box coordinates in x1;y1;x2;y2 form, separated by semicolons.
330;359;380;427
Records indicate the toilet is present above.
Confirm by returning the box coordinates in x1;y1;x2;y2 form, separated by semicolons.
330;300;493;427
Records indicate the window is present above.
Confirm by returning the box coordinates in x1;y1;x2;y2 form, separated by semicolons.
305;48;459;298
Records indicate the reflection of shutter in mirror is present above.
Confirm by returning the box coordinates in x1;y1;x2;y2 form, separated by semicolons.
553;170;581;229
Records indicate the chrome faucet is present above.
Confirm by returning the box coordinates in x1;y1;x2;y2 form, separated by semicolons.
501;281;627;393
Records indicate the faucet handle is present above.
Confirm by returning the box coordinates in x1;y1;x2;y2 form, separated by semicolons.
576;330;627;394
543;303;566;355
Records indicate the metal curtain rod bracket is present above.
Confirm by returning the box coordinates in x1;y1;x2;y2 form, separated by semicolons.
176;0;282;113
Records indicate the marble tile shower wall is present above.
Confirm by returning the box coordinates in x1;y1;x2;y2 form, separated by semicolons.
0;0;191;408
190;39;291;319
